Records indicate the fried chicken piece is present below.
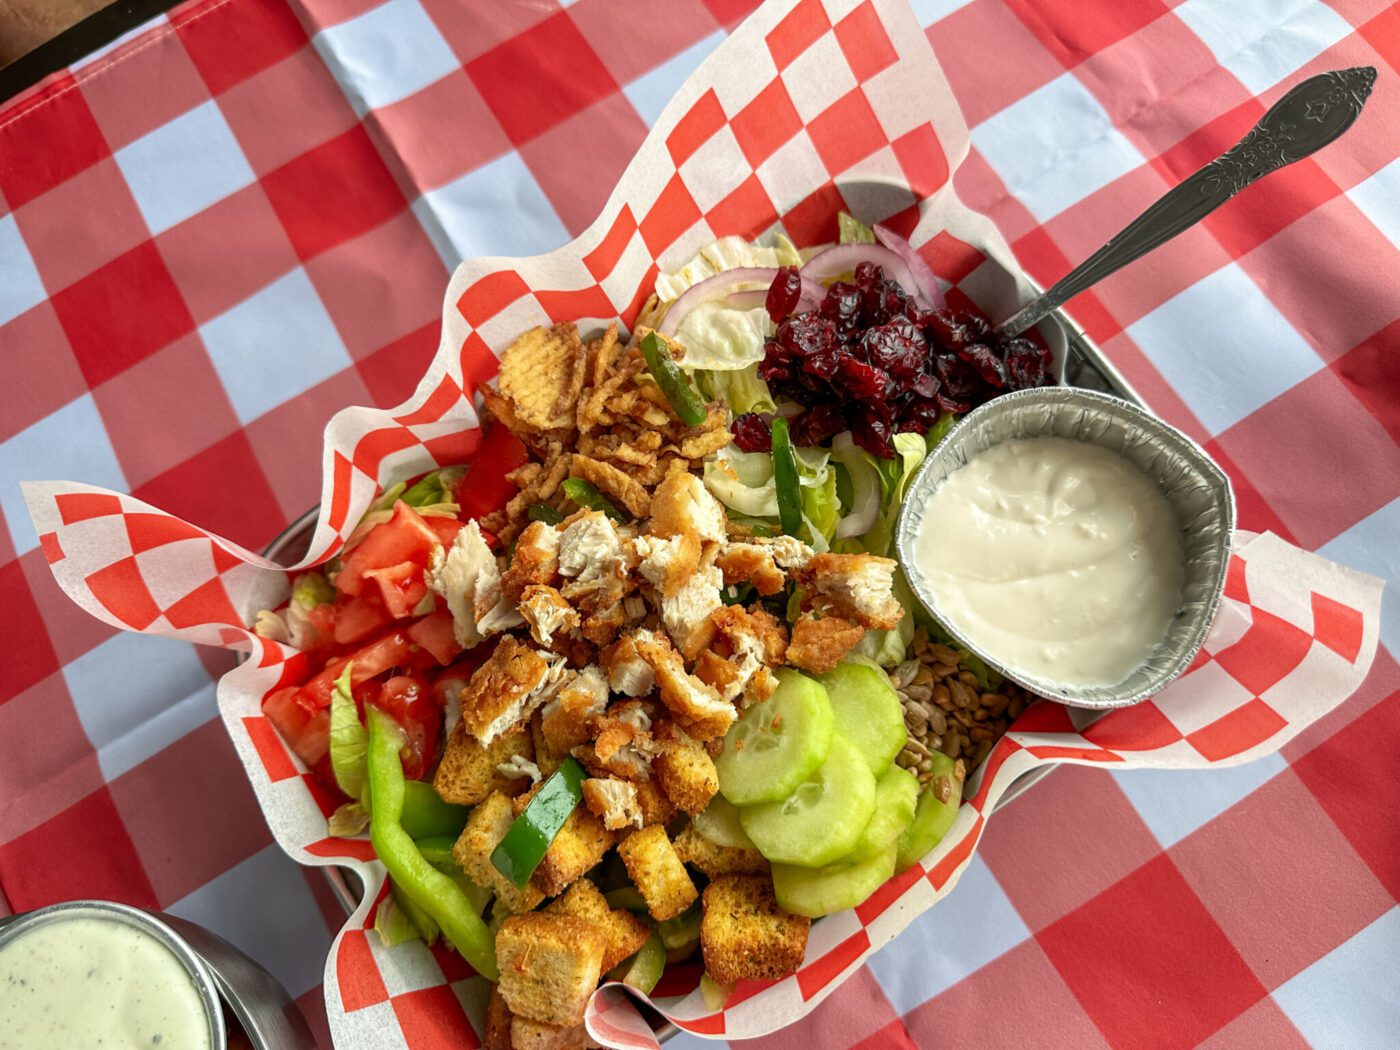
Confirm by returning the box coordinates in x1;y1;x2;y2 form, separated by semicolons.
633;532;702;599
519;584;580;649
500;521;562;607
599;634;655;697
715;535;815;596
632;629;735;741
588;699;658;780
648;471;727;546
537;664;608;755
786;613;866;675
796;553;904;630
459;637;568;745
581;777;643;831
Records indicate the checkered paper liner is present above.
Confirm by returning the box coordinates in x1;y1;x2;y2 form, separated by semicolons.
19;0;1386;1045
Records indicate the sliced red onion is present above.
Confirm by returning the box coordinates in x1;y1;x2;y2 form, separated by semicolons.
874;224;946;310
660;268;825;336
800;242;937;309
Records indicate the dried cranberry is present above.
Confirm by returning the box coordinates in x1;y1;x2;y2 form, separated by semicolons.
960;343;1007;388
860;279;908;326
911;373;940;399
861;319;927;387
774;312;837;362
853;261;885;290
730;412;772;453
790;405;846;447
851;413;894;458
765;267;803;323
820;281;862;337
836;356;891;402
1004;343;1053;389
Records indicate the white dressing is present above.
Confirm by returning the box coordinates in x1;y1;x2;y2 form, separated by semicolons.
913;437;1184;687
0;916;212;1049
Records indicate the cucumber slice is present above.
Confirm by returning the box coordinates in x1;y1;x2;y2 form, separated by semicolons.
895;752;965;873
692;795;756;850
717;669;834;806
772;844;898;918
853;764;919;858
817;657;906;775
739;736;875;867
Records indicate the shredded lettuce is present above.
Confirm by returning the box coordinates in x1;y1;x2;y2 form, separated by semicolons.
654;235;802;302
862;433;926;558
292;571;334;609
839;212;876;244
697;364;775;415
923;412;960;451
801;469;839;544
674;301;773;371
402;466;465;510
703;445;837;534
830;434;882;540
375;881;440;947
329;663;368;802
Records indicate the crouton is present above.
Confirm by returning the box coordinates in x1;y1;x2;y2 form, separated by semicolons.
531;710;568;778
700;875;809;984
485;986;516;1050
673;825;768;878
652;722;718;815
496;912;606;1026
648;471;727;546
511;1018;591;1050
617;826;698;921
453;793;544;914
538;665;608;755
546;878;650;972
570;455;651;519
600;634;655;697
632;630;736;741
498;323;588;432
633;777;679;827
501;522;563;607
582;777;643;831
511;791;615;897
460;637;569;745
519;585;578;648
786;613;866;674
796;553;903;630
435;722;535;804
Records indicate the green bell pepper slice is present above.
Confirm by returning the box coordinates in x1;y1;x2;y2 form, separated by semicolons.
490;757;586;888
641;332;708;427
770;416;803;539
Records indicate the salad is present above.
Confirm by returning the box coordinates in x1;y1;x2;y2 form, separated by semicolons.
255;214;1047;1046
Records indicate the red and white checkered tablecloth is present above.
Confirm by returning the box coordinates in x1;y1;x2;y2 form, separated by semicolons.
1;0;1396;1047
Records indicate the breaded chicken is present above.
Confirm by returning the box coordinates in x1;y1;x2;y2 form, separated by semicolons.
648;470;727;546
786;613;866;674
537;664;608;755
600;634;655;697
500;521;562;607
581;777;643;831
587;699;658;780
519;584;580;648
796;553;903;630
427;520;522;646
459;636;569;745
632;629;735;741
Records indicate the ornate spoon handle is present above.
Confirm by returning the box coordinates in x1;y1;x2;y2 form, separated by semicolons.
997;66;1377;339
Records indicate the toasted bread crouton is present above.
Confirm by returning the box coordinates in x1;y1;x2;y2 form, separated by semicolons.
633;776;679;827
618;826;698;921
460;637;568;745
652;722;718;815
454;793;544;914
496;912;606;1026
673;825;768;878
796;553;903;630
531;710;567;778
701;875;809;984
546;878;650;972
485;986;516;1050
434;721;534;804
519;585;578;648
600;634;655;697
498;323;587;432
509;789;615;897
511;1017;591;1050
538;665;608;755
632;630;736;741
787;613;866;675
501;521;563;607
648;471;727;546
570;455;650;520
582;777;643;831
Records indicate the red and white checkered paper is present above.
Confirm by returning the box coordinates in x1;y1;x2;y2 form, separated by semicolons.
17;0;1388;1046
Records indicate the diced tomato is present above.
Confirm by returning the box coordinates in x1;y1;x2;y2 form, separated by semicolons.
406;607;462;665
427;517;466;546
337;501;441;598
370;674;439;780
263;685;330;766
296;628;419;709
332;594;395;646
303;604;338;655
457;423;528;521
429;647;490;711
362;560;429;619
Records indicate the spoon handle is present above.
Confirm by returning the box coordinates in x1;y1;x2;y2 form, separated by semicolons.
996;66;1377;339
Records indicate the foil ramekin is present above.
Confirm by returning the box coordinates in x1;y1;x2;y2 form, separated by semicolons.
895;387;1235;709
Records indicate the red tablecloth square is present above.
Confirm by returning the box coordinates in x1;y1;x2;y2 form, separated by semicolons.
976;764;1162;932
78;30;210;150
572;0;721;86
50;241;196;387
174;0;310;96
1039;854;1267;1050
0;671;99;842
926;0;1063;130
466;11;620;147
261;126;408;262
1197;996;1311;1050
1332;316;1400;447
1170;769;1394;989
0;303;86;442
0;75;109;209
373;70;511;198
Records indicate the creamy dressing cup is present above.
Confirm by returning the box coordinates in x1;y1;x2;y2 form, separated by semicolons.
0;899;226;1050
895;387;1234;709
